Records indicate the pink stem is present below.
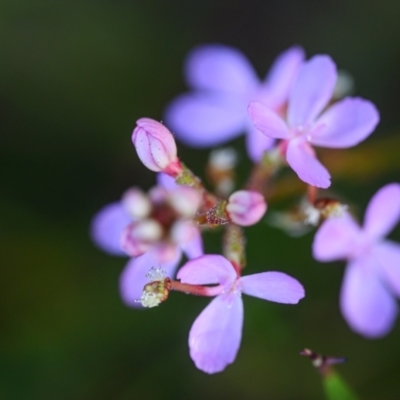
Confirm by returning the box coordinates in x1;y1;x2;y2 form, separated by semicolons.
170;280;224;297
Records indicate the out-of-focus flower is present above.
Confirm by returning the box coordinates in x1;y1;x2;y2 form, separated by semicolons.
177;255;305;373
226;190;267;226
132;118;183;177
165;45;305;161
91;173;203;307
248;55;379;188
313;183;400;337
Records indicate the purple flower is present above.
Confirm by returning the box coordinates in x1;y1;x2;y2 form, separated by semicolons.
313;183;400;337
248;55;379;188
165;45;305;161
91;173;203;307
177;255;305;373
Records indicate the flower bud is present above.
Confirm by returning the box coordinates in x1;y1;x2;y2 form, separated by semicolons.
168;187;201;218
122;188;152;219
226;190;267;226
121;219;163;256
132;118;183;176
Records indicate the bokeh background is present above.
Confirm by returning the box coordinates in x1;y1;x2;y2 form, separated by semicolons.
1;1;400;399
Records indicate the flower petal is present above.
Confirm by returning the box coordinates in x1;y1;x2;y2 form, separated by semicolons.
288;55;336;127
165;93;246;147
119;247;181;308
240;272;305;304
363;183;400;239
264;46;305;107
177;255;236;286
372;241;400;297
247;101;290;139
91;202;131;255
313;213;361;262
185;44;258;94
310;98;379;148
180;227;203;260
245;125;275;162
189;294;243;374
340;257;398;338
286;140;331;188
157;173;178;191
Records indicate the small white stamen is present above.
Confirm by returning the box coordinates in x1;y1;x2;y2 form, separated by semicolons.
145;266;166;281
303;205;320;226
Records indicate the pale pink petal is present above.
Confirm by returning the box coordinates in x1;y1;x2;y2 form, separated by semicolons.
310;98;379;148
288;55;337;127
264;46;305;107
245;125;275;162
177;255;236;286
165;93;246;147
189;294;243;374
119;248;181;308
248;101;290;139
286;140;331;188
340;257;397;338
240;272;305;304
185;44;258;94
313;213;361;262
372;241;400;297
363;183;400;239
91;202;131;256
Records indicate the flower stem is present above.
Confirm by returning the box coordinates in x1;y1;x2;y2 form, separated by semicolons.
170;280;223;297
223;224;246;273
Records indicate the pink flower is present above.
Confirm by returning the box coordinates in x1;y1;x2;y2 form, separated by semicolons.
165;45;305;161
313;183;400;337
226;190;267;226
177;255;305;373
91;174;203;307
248;55;379;188
132;118;183;176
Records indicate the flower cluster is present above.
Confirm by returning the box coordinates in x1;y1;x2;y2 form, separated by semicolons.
92;43;400;374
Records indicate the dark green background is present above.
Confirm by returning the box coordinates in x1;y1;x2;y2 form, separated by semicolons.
1;1;400;399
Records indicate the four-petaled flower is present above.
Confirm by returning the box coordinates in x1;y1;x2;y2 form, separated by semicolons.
177;255;305;373
165;45;305;161
313;183;400;337
248;55;379;188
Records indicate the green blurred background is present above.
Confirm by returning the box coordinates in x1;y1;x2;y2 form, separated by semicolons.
1;1;400;399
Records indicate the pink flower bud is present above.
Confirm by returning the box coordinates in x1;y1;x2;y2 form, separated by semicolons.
226;190;267;226
122;188;151;219
168;187;201;218
132;118;183;176
121;219;163;256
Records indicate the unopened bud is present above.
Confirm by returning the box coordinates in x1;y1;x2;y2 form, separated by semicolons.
122;188;152;219
139;267;171;308
207;148;238;196
168;187;201;218
226;190;267;226
132;118;183;176
121;219;163;256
